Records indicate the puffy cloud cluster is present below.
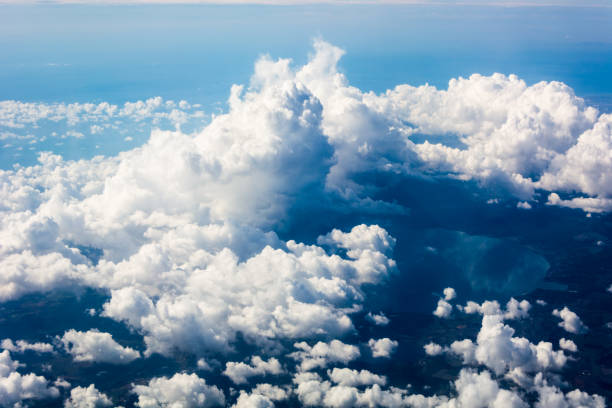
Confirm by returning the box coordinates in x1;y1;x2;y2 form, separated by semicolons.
1;338;54;354
133;373;225;408
60;329;140;364
458;297;531;320
433;299;452;319
368;338;398;358
292;366;530;408
0;97;205;134
327;368;386;387
0;40;609;331
232;384;289;408
558;338;577;353
289;340;361;372
101;224;396;356
552;307;588;334
64;384;112;408
0;349;59;406
298;41;612;212
0;39;610;407
426;315;568;377
223;357;284;385
534;374;606;408
363;70;608;207
433;287;458;318
421;304;606;408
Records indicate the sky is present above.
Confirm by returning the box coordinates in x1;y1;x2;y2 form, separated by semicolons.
0;3;612;408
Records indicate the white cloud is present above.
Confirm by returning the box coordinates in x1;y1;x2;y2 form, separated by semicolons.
0;97;205;140
0;350;59;406
433;299;452;318
133;373;225;408
327;368;386;387
458;298;530;320
0;39;610;408
433;315;568;377
197;358;213;371
251;384;288;401
423;342;444;356
232;384;288;408
60;329;140;364
449;368;527;408
367;338;398;358
552;307;588;334
365;312;390;326
100;225;395;356
292;366;529;408
232;392;274;408
1;338;54;353
64;384;112;408
443;287;456;301
289;340;360;371
473;315;567;375
559;338;577;353
517;201;532;210
534;374;605;408
223;356;284;385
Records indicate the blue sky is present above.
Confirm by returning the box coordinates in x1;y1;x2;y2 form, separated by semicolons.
1;3;611;105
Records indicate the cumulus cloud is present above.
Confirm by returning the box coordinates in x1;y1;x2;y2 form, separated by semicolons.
559;338;577;353
64;384;112;408
232;384;288;408
433;299;452;318
250;384;288;401
448;368;527;408
0;42;610;350
100;225;395;356
1;338;54;353
60;329;140;364
458;298;531;320
232;392;275;408
292;366;530;408
424;342;444;356
0;350;59;406
133;373;225;408
289;340;360;371
534;373;605;408
0;38;610;408
517;201;532;210
197;358;213;371
431;315;568;377
223;356;284;385
367;338;398;358
442;287;456;301
327;368;386;387
365;312;390;326
552;307;588;334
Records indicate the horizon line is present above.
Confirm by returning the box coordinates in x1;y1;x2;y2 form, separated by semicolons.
1;0;611;8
